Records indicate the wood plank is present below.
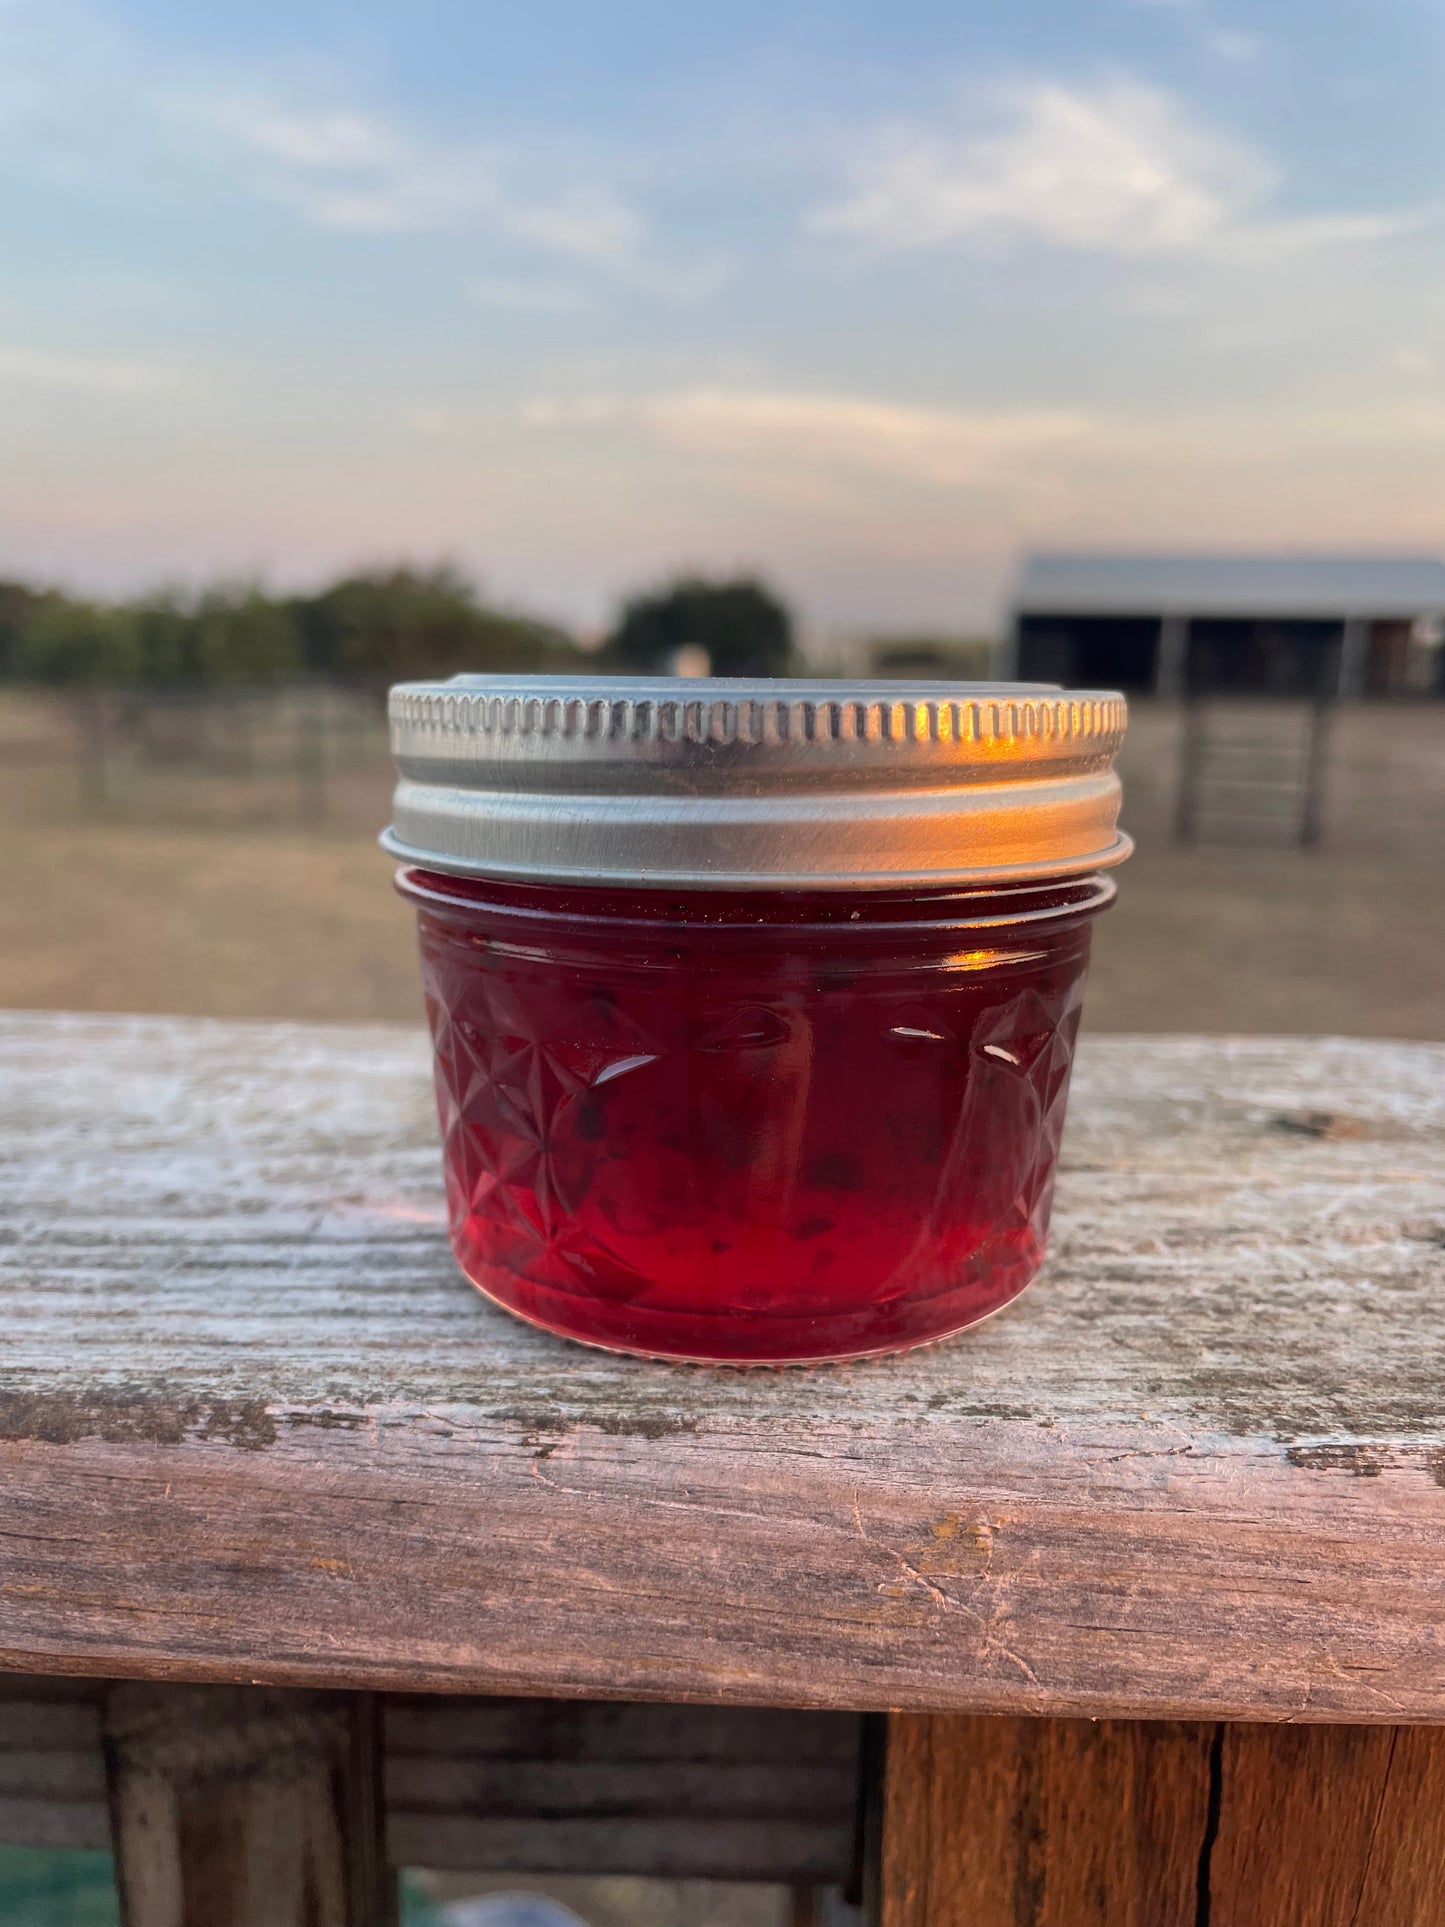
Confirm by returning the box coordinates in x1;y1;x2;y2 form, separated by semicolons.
103;1683;394;1927
880;1714;1212;1927
882;1715;1445;1927
387;1815;845;1883
0;1797;109;1852
1208;1723;1445;1927
1348;1725;1445;1925
1208;1724;1391;1927
384;1697;860;1766
0;1680;860;1882
382;1696;859;1880
1;1014;1443;1717
0;1676;109;1849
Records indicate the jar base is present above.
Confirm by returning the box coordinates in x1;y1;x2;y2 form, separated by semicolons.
452;1260;1036;1369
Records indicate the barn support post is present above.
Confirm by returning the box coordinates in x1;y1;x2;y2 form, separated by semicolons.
1335;614;1369;701
1154;612;1189;700
992;621;1020;681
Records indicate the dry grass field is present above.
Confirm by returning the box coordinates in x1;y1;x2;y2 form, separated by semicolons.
2;691;1442;1039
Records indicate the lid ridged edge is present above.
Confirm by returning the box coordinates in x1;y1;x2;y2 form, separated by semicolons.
389;686;1127;752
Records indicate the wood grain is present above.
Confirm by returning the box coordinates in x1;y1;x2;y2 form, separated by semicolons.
880;1714;1212;1927
881;1715;1445;1927
1348;1725;1445;1925
1209;1723;1445;1927
103;1683;394;1927
1;1013;1443;1718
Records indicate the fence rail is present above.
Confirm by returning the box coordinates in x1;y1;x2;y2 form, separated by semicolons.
6;683;393;826
1173;696;1334;849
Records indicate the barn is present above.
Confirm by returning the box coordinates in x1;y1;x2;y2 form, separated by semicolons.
1008;553;1445;698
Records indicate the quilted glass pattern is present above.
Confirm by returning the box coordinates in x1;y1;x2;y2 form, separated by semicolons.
410;876;1099;1362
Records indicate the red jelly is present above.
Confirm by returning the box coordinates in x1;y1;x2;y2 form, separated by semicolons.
398;868;1112;1363
384;675;1129;1364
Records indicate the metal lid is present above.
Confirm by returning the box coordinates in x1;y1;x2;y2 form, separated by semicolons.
382;674;1131;889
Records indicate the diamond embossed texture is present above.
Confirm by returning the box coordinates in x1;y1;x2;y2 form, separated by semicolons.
402;870;1104;1364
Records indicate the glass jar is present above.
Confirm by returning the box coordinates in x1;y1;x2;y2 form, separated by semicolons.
384;677;1129;1365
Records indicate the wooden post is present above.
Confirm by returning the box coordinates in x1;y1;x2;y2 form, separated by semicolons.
880;1715;1445;1927
296;685;327;825
1336;613;1369;701
1208;1723;1445;1927
880;1715;1211;1927
103;1684;396;1927
1154;611;1189;700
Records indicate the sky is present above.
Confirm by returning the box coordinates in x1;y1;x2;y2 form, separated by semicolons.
3;0;1445;637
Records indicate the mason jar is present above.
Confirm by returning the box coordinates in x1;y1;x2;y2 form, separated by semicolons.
384;676;1129;1365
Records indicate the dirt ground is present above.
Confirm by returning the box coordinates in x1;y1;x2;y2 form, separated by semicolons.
1;694;1442;1039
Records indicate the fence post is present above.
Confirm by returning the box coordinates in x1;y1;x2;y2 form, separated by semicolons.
1155;613;1189;700
296;685;327;825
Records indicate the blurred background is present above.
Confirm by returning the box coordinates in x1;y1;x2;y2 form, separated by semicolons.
4;0;1444;1044
3;0;1444;1919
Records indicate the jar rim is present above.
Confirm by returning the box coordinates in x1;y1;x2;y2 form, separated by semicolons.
394;862;1118;937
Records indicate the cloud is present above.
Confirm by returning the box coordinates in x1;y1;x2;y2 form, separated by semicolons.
0;342;179;394
496;189;645;265
229;107;405;172
170;92;673;285
1221;206;1438;257
814;80;1267;256
166;91;740;301
522;386;1092;488
813;78;1429;263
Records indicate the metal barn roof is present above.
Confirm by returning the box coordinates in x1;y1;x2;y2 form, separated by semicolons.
1016;553;1445;619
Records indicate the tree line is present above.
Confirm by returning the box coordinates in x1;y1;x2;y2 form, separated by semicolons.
0;567;795;686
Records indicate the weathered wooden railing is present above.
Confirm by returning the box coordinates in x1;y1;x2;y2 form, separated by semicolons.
1;1013;1443;1924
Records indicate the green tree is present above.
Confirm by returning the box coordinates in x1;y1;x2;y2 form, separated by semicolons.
129;595;196;684
192;588;301;683
1;564;579;687
292;566;576;682
0;581;52;680
606;575;794;677
124;587;300;684
13;598;138;684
